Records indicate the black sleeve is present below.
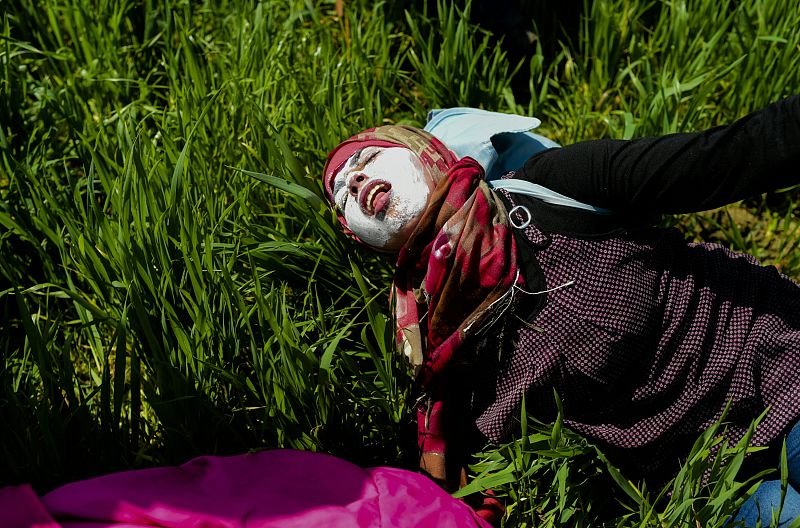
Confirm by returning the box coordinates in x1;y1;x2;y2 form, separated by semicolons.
520;95;800;215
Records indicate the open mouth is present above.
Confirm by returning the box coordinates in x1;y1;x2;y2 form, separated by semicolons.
359;179;392;216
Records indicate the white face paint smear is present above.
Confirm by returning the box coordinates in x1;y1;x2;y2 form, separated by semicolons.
331;146;432;251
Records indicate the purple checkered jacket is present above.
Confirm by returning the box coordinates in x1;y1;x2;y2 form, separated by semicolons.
471;206;800;479
463;96;800;481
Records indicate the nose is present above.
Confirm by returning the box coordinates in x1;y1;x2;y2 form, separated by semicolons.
348;173;367;196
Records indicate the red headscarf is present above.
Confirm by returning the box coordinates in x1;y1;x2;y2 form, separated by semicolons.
323;126;521;488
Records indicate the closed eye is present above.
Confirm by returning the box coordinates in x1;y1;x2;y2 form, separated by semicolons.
361;150;379;168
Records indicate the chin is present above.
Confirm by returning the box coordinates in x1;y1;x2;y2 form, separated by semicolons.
360;230;404;252
354;228;409;253
346;208;421;252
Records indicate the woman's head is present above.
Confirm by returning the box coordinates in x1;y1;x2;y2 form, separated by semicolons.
329;146;431;250
323;125;457;251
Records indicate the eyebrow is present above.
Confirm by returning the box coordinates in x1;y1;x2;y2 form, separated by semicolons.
354;149;378;171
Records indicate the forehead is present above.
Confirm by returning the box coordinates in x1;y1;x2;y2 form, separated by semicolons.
332;147;412;184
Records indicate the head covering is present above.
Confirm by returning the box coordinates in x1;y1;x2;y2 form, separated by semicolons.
323;126;457;242
323;126;521;489
323;126;456;200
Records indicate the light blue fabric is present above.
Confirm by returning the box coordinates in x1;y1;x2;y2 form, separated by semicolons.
424;107;607;214
733;480;800;527
488;179;614;215
424;107;555;181
733;421;800;527
790;420;800;490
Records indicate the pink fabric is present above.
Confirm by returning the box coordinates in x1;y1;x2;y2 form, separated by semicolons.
394;158;520;386
0;484;59;528
1;450;490;528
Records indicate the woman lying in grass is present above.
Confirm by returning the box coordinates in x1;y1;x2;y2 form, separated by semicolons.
322;96;800;526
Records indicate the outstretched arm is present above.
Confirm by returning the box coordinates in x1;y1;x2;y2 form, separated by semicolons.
520;95;800;215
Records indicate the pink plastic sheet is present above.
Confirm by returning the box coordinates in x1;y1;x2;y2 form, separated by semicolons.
1;450;491;528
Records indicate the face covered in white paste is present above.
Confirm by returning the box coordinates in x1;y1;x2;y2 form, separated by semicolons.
331;146;433;251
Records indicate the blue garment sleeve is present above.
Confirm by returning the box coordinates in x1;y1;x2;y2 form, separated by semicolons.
424;107;613;214
423;107;557;180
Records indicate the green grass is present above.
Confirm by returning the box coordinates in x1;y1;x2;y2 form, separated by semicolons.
1;0;798;525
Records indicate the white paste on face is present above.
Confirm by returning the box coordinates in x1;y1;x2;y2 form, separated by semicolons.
332;146;433;251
